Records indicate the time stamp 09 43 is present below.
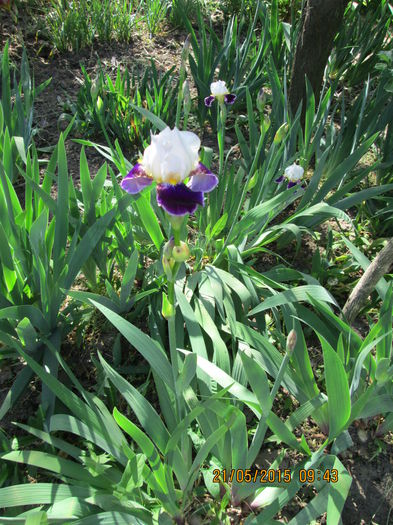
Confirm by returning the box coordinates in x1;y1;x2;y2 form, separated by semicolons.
212;469;339;484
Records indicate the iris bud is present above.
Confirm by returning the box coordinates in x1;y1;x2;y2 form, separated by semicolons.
163;237;175;259
96;96;103;112
286;329;297;355
183;80;191;112
181;35;191;69
91;77;100;101
162;292;175;320
261;115;271;133
172;241;190;262
256;88;266;112
182;35;191;56
273;122;289;145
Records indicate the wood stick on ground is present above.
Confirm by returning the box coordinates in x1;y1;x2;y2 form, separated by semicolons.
342;237;393;324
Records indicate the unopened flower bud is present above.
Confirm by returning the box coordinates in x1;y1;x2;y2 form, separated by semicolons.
256;88;266;112
179;35;191;77
96;96;103;112
91;77;100;100
262;115;271;131
172;241;190;262
181;34;191;64
286;329;297;354
183;80;191;111
163;237;175;259
274;122;289;145
162;292;175;320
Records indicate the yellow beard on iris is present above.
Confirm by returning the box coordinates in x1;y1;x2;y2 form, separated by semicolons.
167;174;181;185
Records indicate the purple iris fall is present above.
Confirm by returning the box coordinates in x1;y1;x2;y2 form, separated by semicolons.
204;80;237;107
120;127;218;216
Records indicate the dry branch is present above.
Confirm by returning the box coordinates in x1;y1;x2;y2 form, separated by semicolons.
342;237;393;324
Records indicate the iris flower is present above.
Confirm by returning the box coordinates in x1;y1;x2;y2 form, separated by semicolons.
121;127;218;216
275;163;305;189
204;80;237;107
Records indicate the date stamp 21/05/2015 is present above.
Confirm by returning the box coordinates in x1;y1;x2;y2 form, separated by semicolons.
212;468;339;485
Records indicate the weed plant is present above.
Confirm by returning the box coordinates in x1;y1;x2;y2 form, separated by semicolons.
0;42;50;182
46;0;140;52
62;61;178;151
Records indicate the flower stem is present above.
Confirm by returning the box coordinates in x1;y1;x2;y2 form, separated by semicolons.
175;59;187;128
168;301;189;465
168;279;175;311
173;228;181;247
168;301;180;398
217;101;226;177
165;216;186;420
167;231;181;419
212;101;227;224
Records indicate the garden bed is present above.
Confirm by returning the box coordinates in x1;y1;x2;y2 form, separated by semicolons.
1;1;393;524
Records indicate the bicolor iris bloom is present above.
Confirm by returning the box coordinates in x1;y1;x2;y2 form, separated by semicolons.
275;163;305;189
121;127;218;216
204;80;237;107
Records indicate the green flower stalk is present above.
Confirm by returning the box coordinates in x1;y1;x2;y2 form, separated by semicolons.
164;217;187;441
95;95;115;151
165;215;186;316
204;80;236;224
205;80;236;176
121;127;218;436
175;35;191;128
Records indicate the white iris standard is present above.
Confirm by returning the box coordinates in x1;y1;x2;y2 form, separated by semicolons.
275;163;305;189
285;164;304;183
211;80;230;99
142;127;200;185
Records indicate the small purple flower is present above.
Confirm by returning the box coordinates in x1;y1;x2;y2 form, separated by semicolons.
275;163;305;189
120;127;218;216
204;80;237;107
